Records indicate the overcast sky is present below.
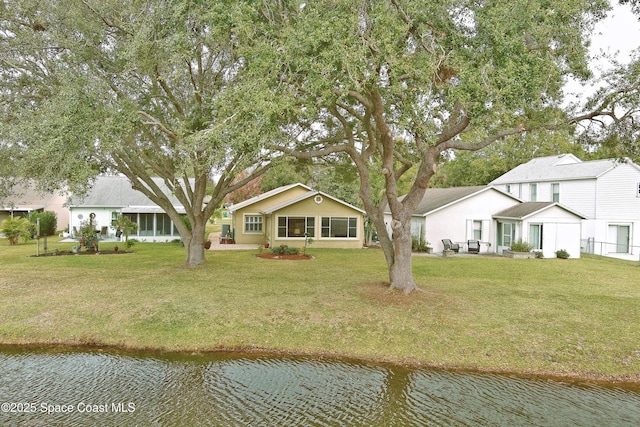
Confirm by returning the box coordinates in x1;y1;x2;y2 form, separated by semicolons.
564;2;640;104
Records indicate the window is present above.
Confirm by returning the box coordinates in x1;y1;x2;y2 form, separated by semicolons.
156;213;172;236
551;183;560;202
506;184;511;194
321;217;357;238
139;213;154;236
529;224;543;250
244;215;263;233
473;220;482;241
637;182;640;198
530;183;537;202
277;216;315;238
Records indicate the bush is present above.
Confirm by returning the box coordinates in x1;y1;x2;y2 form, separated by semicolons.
412;235;431;252
1;217;33;245
271;245;299;255
28;211;57;236
510;239;533;252
555;249;570;259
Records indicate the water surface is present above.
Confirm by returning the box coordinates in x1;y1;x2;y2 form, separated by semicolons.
1;348;638;426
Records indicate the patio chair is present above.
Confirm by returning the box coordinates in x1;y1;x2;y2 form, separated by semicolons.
467;240;480;254
100;226;108;238
442;239;460;253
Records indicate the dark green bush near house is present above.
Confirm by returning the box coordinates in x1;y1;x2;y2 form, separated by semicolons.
510;239;533;252
534;251;544;259
555;249;570;259
28;211;57;236
411;235;431;252
271;245;299;255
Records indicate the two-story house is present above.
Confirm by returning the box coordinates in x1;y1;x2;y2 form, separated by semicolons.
490;154;640;259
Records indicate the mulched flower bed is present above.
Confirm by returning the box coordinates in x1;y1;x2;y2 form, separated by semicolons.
255;253;313;260
32;250;133;257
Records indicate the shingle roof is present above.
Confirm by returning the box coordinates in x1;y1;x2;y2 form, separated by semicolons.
490;154;620;184
0;182;56;211
67;176;184;208
493;202;586;219
384;186;518;216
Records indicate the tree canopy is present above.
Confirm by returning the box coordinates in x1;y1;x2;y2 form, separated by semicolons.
236;0;611;291
0;0;275;265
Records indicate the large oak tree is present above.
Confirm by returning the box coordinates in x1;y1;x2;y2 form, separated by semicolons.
0;0;273;265
239;0;610;292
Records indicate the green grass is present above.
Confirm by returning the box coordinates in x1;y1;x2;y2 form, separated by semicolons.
1;239;639;383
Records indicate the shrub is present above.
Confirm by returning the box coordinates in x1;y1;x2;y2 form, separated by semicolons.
271;245;299;255
28;211;57;236
1;217;33;245
555;249;570;259
534;251;544;259
510;239;533;252
412;235;431;252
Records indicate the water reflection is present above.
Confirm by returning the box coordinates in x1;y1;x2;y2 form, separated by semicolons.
0;348;638;426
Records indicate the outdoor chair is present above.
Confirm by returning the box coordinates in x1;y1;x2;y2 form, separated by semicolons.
442;239;460;253
100;226;108;238
467;240;480;254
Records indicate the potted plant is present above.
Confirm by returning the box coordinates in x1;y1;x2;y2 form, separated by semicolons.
204;240;212;250
114;245;119;252
504;239;535;258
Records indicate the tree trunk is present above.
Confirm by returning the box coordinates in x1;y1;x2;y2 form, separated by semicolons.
388;217;417;293
185;218;207;266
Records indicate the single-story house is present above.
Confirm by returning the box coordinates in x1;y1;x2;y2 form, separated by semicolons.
0;182;69;231
228;183;366;249
67;176;186;242
383;186;585;257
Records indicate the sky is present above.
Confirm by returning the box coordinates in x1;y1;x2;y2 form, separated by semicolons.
564;2;640;104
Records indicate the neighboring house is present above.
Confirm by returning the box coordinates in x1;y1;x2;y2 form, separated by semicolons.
383;186;584;258
67;176;186;242
490;154;640;259
0;182;69;231
493;202;585;259
228;183;366;249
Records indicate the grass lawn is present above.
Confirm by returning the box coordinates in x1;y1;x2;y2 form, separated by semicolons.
1;239;639;384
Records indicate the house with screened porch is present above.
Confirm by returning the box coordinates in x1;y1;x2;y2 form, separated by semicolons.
228;183;365;249
67;176;186;242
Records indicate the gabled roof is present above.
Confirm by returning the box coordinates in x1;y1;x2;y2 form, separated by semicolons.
260;190;365;214
227;183;312;212
391;185;519;217
490;154;639;184
493;202;586;220
67;176;184;209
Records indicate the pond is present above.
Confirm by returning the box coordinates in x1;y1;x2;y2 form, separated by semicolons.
1;347;639;426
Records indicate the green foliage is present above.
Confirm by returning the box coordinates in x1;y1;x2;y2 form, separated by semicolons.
432;131;588;187
233;0;609;289
412;235;431;252
271;245;299;256
0;0;275;265
556;249;570;259
29;211;57;236
510;240;534;252
1;217;33;245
